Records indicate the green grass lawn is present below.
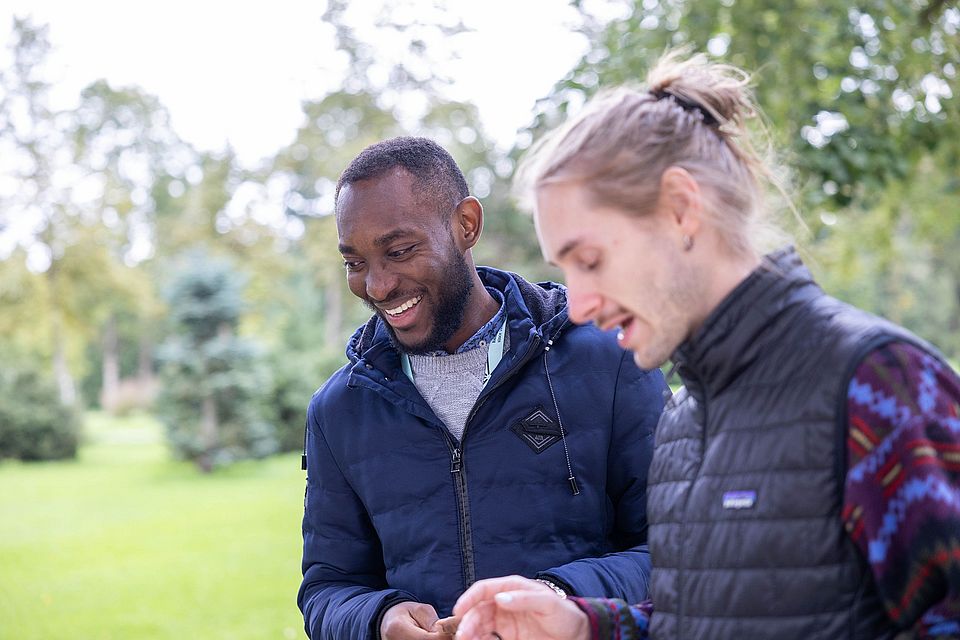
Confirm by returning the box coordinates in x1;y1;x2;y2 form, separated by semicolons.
0;412;306;640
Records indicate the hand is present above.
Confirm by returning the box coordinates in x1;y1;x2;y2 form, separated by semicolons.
434;615;459;635
451;575;589;640
380;601;453;640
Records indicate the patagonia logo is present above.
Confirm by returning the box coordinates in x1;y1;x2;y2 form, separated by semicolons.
722;490;757;510
511;406;562;454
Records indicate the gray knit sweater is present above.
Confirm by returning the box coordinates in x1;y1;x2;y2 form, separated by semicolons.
408;346;489;441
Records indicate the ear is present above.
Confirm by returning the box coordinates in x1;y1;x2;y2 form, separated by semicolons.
452;196;483;250
659;166;703;240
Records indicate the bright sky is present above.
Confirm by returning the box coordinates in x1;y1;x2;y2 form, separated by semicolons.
4;0;593;167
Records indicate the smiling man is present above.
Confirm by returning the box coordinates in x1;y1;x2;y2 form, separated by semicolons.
296;137;668;640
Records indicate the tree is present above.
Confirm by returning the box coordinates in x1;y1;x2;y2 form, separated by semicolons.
547;0;958;207
528;0;960;358
0;18;184;407
156;251;276;472
70;79;188;411
0;17;85;404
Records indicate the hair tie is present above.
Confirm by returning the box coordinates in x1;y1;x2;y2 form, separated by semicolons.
651;89;719;127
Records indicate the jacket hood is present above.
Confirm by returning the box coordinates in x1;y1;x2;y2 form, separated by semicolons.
345;266;569;365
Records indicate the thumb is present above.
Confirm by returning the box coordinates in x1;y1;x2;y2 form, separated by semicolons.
494;590;562;613
410;603;440;630
433;615;459;635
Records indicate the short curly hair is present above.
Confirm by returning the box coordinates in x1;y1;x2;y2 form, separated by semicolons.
335;136;469;219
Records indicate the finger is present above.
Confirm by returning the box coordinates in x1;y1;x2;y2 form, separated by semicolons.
389;621;447;640
433;615;459;634
455;601;498;640
409;603;440;631
452;575;541;617
493;589;566;614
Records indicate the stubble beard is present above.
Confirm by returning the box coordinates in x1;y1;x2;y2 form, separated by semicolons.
368;245;475;355
632;261;702;370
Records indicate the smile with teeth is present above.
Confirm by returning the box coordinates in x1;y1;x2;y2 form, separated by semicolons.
384;295;423;316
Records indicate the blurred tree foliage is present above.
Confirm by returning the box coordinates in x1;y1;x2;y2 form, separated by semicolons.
156;251;276;472
546;0;958;206
532;0;959;356
1;2;957;470
0;19;181;410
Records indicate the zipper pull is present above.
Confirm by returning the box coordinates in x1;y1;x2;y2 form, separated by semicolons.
450;449;462;473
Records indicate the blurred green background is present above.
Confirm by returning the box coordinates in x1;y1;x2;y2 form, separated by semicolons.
1;0;957;637
0;412;303;639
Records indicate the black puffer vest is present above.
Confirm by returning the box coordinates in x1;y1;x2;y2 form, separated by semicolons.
646;247;929;639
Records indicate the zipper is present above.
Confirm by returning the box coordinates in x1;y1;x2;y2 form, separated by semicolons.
445;334;544;591
450;447;462;473
445;439;475;587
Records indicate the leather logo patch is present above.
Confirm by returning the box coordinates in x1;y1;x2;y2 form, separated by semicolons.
511;406;562;453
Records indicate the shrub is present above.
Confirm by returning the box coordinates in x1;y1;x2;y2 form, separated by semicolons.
265;346;347;453
0;366;80;461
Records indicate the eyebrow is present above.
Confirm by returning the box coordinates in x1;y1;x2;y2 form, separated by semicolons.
549;237;582;266
338;228;419;255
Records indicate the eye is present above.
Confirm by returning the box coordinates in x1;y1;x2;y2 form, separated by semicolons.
577;252;601;272
388;244;417;259
343;259;364;272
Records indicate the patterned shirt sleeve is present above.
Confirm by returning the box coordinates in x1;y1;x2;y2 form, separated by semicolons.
844;341;960;637
569;597;651;640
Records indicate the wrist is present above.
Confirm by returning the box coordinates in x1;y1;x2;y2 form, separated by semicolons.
374;596;414;640
568;597;601;640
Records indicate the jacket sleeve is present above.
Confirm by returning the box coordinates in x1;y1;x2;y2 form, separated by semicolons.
570;596;653;640
537;352;667;600
843;342;960;633
298;398;417;640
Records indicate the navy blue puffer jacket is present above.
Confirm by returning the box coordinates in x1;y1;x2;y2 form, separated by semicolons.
298;267;667;639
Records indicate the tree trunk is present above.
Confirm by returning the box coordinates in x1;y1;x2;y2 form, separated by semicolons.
51;311;76;407
196;324;233;472
101;314;120;412
138;333;154;381
137;332;158;403
46;262;76;407
199;394;218;473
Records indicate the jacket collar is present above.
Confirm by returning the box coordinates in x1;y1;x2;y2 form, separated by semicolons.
671;246;821;397
345;266;570;375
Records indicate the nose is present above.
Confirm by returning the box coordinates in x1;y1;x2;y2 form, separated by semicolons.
364;261;399;303
566;282;603;325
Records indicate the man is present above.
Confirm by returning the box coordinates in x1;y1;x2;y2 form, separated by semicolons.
453;52;960;639
297;137;668;640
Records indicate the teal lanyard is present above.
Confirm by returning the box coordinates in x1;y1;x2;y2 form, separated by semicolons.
401;318;507;387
